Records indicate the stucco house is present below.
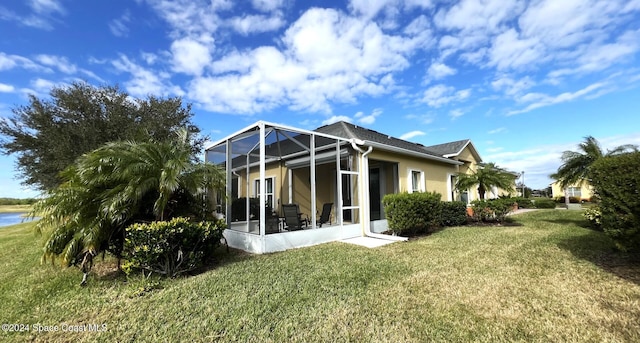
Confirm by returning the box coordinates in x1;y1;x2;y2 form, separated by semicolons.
205;121;495;254
550;180;594;201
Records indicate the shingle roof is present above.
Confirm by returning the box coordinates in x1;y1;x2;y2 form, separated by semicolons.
423;139;470;156
315;121;446;159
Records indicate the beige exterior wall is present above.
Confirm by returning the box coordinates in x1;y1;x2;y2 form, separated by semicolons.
232;145;496;221
368;149;458;198
551;181;594;200
236;160;341;219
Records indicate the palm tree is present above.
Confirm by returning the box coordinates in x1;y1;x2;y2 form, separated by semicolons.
551;136;637;190
455;162;515;200
32;129;225;271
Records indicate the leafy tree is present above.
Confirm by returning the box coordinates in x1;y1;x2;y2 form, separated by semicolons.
455;162;515;200
0;82;203;191
551;136;637;206
551;136;637;189
32;129;225;272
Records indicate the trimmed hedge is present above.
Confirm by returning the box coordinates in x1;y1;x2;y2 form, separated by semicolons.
533;198;557;209
513;197;534;209
590;152;640;252
382;192;442;235
440;201;468;227
123;217;226;277
470;198;515;222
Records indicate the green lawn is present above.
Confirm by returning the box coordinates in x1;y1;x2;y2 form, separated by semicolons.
1;210;639;342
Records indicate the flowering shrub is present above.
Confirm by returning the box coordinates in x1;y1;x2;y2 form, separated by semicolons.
123;217;226;277
583;207;602;230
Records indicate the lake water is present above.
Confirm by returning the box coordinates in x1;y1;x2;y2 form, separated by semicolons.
0;212;37;227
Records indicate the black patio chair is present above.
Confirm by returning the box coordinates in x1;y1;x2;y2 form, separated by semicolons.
282;204;309;230
318;203;333;227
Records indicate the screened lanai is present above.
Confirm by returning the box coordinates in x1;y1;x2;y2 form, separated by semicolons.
205;121;367;253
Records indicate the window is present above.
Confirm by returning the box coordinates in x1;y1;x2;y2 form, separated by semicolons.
409;170;424;193
566;187;582;197
254;177;275;210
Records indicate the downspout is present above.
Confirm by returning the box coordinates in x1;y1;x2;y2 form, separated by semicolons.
350;140;408;242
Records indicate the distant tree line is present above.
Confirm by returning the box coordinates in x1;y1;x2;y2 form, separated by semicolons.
0;198;37;205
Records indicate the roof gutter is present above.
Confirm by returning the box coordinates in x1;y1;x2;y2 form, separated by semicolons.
364;141;463;166
350;139;408;242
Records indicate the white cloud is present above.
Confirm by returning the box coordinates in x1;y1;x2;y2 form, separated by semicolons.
400;130;426;140
113;55;184;98
348;0;399;19
189;7;425;114
488;29;544;70
434;0;524;35
109;10;131;37
488;127;506;134
355;108;382;125
251;0;284;12
427;62;456;80
0;83;15;93
29;78;57;94
449;108;464;120
405;113;435;125
508;82;606;115
491;75;535;96
519;0;614;49
35;54;77;74
322;115;352;126
141;52;158;65
143;0;228;39
0;53;47;72
30;0;65;15
228;14;285;35
422;84;470;107
170;37;212;75
404;0;433;10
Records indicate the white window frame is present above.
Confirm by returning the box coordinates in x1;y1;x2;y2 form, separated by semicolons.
566;187;582;197
254;176;276;210
408;169;425;193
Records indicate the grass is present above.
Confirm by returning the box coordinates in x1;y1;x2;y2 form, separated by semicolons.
0;204;33;213
1;210;639;342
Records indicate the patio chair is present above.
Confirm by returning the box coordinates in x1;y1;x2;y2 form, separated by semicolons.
282;204;309;230
318;203;333;227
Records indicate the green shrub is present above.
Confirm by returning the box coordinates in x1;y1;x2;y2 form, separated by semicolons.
533;198;557;209
513;197;534;209
590;152;640;252
583;207;602;231
440;201;468;226
383;192;442;235
231;197;261;221
471;198;515;223
123;217;226;277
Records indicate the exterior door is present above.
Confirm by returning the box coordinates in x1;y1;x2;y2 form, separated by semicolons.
369;168;381;221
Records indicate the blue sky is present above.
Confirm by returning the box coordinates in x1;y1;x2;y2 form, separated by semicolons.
1;0;640;198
